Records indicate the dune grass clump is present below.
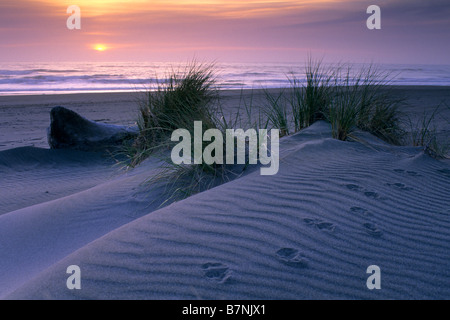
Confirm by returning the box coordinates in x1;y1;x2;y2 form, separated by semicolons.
353;66;404;145
409;106;440;147
263;89;290;137
327;67;362;141
327;65;404;143
263;59;404;144
408;104;449;158
127;62;219;167
264;57;333;136
289;57;334;131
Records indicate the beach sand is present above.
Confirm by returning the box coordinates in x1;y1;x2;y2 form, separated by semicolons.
0;87;449;299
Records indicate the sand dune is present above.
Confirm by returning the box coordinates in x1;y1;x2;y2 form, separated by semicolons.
4;122;449;299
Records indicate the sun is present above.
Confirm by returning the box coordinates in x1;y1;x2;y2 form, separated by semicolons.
93;44;108;52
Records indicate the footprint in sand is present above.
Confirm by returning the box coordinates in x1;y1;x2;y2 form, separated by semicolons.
201;263;232;283
275;248;309;268
364;191;380;199
386;182;413;191
363;223;383;238
346;184;386;200
350;206;373;217
303;218;336;232
346;184;364;191
394;169;421;177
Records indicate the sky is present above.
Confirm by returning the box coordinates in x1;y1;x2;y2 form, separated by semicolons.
0;0;449;64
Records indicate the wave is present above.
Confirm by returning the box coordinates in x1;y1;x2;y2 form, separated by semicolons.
0;62;449;95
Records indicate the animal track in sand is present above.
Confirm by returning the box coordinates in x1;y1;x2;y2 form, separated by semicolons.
394;169;421;177
346;184;364;191
386;182;413;191
363;223;383;238
364;191;381;199
345;184;386;200
303;218;336;232
350;206;372;217
201;262;232;283
275;248;309;268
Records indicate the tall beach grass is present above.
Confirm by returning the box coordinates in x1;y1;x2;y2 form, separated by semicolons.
263;59;405;144
408;103;449;158
328;64;404;144
127;62;219;167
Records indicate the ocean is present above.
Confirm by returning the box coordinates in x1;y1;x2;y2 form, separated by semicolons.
1;61;450;95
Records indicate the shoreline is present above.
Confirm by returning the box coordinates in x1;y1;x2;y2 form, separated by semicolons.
1;84;450;98
1;85;450;107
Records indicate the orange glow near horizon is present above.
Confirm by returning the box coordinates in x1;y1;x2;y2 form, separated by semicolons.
35;0;334;17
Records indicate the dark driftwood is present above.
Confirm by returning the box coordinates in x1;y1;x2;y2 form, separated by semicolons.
47;106;138;152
